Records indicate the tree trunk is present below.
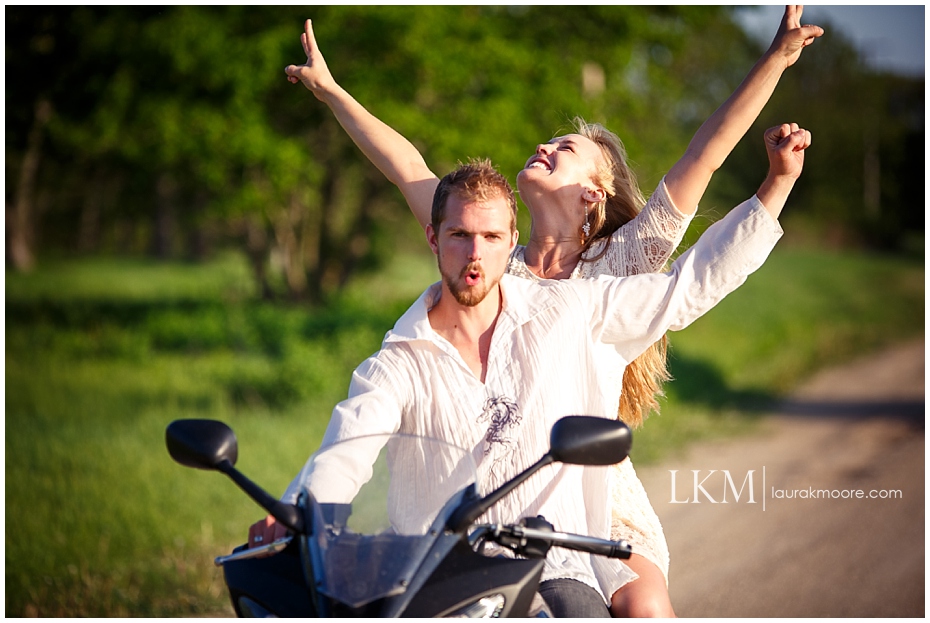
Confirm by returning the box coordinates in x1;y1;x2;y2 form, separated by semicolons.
78;170;107;253
863;128;881;219
271;196;309;302
7;97;52;271
78;189;102;253
186;192;212;261
153;173;177;259
243;216;274;301
302;159;339;304
337;174;382;289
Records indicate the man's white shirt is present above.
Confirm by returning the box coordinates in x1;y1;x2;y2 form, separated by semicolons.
285;195;782;602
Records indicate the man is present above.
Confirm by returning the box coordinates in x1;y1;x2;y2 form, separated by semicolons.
251;124;810;616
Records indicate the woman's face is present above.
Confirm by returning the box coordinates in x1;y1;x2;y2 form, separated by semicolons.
516;133;604;209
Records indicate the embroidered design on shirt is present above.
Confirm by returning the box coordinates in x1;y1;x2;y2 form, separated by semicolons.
478;396;521;455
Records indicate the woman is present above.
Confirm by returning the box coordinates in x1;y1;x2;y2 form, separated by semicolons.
282;6;821;616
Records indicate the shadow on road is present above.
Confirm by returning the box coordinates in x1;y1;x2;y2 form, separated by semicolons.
778;398;925;427
647;338;925;617
666;353;775;412
668;350;924;429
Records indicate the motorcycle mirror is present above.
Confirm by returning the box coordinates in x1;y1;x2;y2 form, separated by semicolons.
165;419;305;534
166;419;238;470
448;415;631;533
549;416;631;466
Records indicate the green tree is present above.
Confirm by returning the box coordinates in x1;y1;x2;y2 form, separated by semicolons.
19;7;914;301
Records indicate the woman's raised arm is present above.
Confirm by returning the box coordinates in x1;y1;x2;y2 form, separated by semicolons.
285;19;439;229
663;5;823;215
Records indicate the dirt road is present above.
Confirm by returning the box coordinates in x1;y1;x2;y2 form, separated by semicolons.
636;337;925;617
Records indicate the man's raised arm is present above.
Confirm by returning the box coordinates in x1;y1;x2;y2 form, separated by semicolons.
286;19;439;229
755;122;810;219
591;123;811;363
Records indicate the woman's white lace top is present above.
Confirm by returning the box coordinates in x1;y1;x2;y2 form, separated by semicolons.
506;177;694;583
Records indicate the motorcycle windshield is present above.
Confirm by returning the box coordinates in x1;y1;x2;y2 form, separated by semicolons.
302;434;480;608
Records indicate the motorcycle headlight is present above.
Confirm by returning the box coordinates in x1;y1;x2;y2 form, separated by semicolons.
445;593;506;618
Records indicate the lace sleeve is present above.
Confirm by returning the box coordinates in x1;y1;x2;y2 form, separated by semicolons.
576;176;694;279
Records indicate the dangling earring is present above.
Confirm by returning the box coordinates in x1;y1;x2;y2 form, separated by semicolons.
582;203;591;242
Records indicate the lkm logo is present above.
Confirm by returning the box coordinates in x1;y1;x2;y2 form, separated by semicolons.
669;469;759;504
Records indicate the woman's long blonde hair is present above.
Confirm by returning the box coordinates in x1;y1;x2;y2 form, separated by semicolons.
574;117;672;429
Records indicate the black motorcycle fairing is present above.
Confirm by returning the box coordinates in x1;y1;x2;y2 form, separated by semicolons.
187;420;633;618
222;538;315;618
401;540;544;618
296;435;484;614
377;484;480;617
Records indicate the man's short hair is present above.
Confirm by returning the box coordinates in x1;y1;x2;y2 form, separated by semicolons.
431;158;518;232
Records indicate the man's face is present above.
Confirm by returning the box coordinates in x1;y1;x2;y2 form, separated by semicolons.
427;193;518;307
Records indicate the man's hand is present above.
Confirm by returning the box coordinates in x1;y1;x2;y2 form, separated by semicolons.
756;123;811;219
285;19;336;100
247;514;289;551
767;6;824;69
765;122;811;181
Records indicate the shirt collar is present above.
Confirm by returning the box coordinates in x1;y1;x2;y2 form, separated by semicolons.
384;274;555;346
384;282;442;345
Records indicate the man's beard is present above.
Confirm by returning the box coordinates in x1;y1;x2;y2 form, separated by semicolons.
440;259;496;307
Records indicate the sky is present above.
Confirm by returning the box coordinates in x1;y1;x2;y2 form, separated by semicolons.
733;5;925;78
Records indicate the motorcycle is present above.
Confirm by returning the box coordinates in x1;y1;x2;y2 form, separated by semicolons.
166;415;633;617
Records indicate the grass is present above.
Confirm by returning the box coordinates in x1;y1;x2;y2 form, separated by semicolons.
4;245;923;615
632;248;925;462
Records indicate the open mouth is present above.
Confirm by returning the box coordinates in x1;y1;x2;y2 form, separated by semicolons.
525;157;551;172
462;264;483;286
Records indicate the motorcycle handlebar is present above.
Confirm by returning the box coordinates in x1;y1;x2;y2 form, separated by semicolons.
214;536;293;567
518;525;632;559
473;523;633;560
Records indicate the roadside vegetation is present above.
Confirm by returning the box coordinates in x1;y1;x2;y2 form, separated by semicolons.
5;246;923;615
6;5;923;616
